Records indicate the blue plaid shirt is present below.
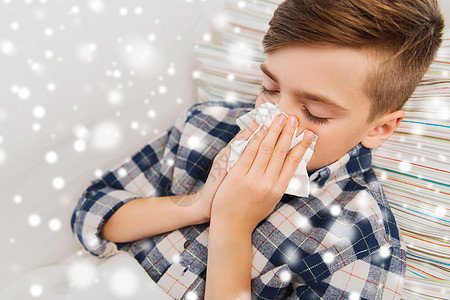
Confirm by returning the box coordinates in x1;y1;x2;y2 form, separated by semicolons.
71;100;406;299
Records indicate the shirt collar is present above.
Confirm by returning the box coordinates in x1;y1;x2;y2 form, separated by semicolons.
308;143;373;187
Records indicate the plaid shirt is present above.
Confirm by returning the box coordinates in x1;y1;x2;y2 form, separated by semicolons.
71;100;407;300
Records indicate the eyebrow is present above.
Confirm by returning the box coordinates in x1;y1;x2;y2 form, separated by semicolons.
259;63;350;112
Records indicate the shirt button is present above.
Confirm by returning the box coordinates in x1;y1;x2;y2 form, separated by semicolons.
184;240;192;249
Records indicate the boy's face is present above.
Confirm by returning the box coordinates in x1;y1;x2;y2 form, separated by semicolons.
254;45;382;175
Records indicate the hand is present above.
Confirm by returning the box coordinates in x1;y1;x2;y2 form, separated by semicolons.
194;119;261;222
209;113;315;234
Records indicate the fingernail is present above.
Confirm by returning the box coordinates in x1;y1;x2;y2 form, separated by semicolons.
305;131;315;143
278;114;287;125
261;125;268;133
289;116;297;126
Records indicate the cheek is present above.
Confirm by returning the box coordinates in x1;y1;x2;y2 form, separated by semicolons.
312;123;347;145
307;128;345;167
311;122;360;157
296;117;323;137
305;121;345;149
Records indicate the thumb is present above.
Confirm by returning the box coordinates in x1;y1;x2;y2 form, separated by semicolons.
211;145;231;180
201;146;230;201
208;119;259;184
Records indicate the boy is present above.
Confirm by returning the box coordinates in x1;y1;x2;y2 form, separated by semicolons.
71;0;444;299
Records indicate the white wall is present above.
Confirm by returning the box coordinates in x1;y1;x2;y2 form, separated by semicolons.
0;0;228;290
440;0;450;27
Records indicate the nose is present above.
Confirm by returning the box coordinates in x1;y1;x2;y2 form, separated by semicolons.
275;100;306;136
275;101;292;119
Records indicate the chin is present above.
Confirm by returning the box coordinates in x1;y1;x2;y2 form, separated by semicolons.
307;158;332;176
306;165;320;176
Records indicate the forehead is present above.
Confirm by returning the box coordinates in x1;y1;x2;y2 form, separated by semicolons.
263;45;374;114
260;62;350;113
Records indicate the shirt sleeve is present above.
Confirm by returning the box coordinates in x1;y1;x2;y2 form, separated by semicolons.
250;236;406;300
70;106;190;258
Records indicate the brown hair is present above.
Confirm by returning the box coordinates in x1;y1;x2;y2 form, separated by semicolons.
262;0;445;123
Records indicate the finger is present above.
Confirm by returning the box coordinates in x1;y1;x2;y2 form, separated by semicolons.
265;115;299;177
248;113;288;175
232;124;269;175
226;119;260;160
212;143;232;171
278;130;315;187
221;119;260;173
230;119;260;144
222;118;259;161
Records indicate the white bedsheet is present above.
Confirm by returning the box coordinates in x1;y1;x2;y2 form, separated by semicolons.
1;250;173;300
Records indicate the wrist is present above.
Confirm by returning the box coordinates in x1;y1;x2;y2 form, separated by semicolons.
209;214;254;238
192;191;210;224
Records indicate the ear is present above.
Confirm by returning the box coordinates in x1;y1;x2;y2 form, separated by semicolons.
361;110;405;149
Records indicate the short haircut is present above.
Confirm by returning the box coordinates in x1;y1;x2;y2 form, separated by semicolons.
262;0;445;123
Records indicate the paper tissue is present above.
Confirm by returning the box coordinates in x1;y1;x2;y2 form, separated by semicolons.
226;102;318;197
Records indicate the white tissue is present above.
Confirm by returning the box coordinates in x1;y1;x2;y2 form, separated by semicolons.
227;102;318;197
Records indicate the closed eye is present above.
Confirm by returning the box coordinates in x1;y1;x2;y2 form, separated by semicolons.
261;85;330;125
260;85;279;96
301;106;330;125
